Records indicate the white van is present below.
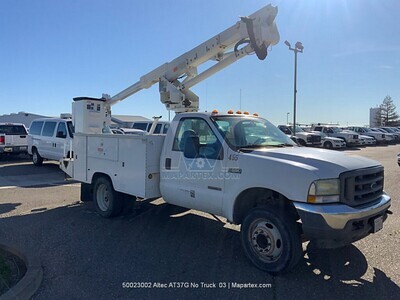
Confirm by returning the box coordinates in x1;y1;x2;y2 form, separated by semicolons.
28;118;74;166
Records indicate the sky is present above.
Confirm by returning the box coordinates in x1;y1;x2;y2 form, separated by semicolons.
1;0;399;126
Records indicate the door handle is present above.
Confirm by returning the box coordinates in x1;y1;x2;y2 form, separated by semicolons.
165;158;171;170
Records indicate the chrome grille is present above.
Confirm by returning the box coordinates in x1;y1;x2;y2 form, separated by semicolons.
340;166;384;207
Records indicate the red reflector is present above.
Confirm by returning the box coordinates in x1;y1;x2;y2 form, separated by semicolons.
0;136;4;144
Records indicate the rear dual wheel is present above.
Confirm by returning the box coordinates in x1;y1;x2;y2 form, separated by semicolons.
93;177;136;218
93;177;122;218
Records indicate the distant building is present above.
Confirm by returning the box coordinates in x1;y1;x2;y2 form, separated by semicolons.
369;107;381;127
0;112;50;127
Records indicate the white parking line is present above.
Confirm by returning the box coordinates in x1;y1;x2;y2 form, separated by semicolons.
0;186;18;190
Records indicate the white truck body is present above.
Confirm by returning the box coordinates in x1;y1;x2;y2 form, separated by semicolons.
59;4;392;274
72;133;164;199
62;112;391;275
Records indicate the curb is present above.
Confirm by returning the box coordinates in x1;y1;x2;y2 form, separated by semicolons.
0;243;43;300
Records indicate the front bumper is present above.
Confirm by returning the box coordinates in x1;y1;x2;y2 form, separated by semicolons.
294;194;391;248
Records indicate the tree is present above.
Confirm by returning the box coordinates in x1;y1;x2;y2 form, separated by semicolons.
376;95;399;127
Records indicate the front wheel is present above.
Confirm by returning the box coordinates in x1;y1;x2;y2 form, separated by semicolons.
323;141;333;149
241;207;302;274
93;177;122;218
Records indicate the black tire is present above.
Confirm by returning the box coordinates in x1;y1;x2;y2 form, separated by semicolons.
241;207;302;274
324;141;333;149
32;148;43;166
80;182;93;202
93;177;122;218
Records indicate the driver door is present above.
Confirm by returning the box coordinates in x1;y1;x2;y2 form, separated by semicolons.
162;117;225;215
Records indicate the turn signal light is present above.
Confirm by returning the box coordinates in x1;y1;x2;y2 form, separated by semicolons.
243;111;249;115
253;113;259;117
211;109;218;114
236;110;242;114
227;110;234;114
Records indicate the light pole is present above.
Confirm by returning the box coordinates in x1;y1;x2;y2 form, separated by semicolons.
285;40;304;136
286;112;290;125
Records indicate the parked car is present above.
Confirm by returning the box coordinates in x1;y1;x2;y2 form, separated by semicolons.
318;133;346;149
359;135;376;146
278;125;321;147
0;123;28;158
346;126;386;144
131;121;170;134
312;125;359;146
380;127;400;143
28;118;74;166
371;128;396;144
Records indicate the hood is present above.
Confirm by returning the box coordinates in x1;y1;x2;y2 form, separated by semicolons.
323;136;343;142
245;147;380;176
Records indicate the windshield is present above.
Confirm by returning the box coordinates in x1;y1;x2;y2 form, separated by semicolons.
331;127;341;133
295;126;305;132
384;128;395;133
212;116;296;149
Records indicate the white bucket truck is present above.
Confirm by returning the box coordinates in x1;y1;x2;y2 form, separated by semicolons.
61;4;391;274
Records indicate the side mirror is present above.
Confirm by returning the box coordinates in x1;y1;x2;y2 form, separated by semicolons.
183;136;199;159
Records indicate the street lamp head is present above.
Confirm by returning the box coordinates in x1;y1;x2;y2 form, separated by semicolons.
295;41;304;51
284;40;291;48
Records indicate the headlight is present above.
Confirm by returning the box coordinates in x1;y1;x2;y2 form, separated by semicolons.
307;179;340;203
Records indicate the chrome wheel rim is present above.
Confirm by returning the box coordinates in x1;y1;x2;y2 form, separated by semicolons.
96;184;110;212
249;219;283;263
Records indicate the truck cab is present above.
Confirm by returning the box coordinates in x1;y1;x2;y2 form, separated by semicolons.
160;112;391;260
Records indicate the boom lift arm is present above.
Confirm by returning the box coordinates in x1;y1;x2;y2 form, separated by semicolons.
106;4;279;113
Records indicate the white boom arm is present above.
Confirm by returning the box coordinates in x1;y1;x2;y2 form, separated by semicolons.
106;4;279;112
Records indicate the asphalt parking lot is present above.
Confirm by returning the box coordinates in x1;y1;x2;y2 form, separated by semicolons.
0;147;399;299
